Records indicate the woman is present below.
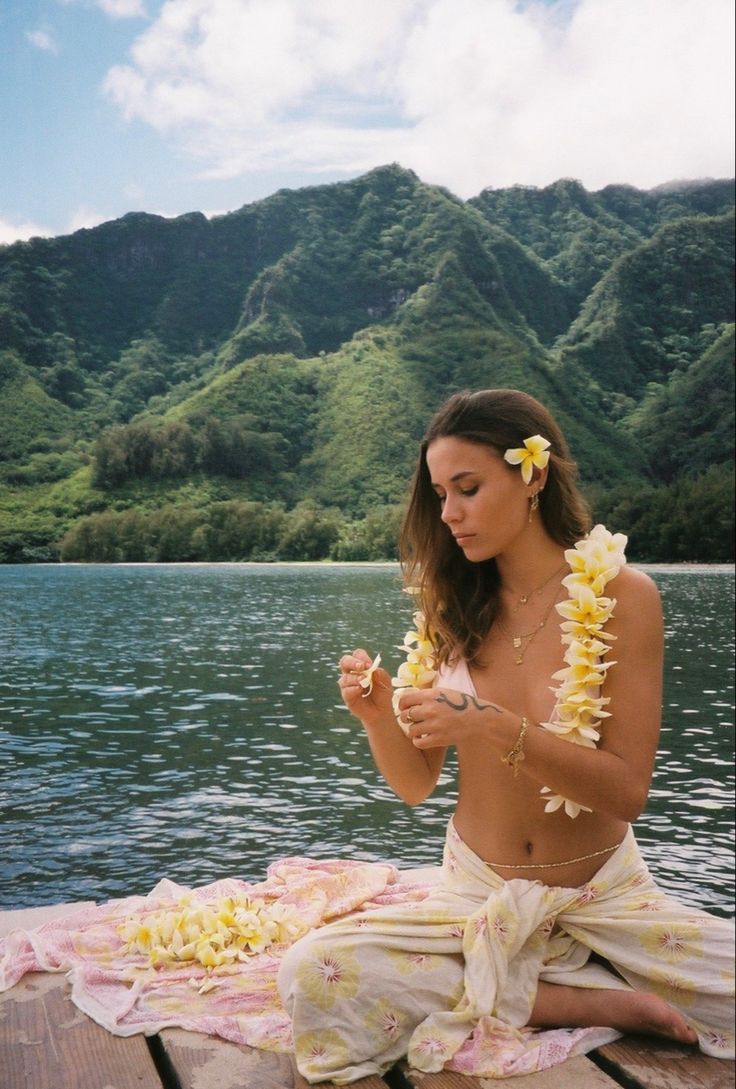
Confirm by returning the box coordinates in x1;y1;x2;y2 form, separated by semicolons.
278;389;734;1083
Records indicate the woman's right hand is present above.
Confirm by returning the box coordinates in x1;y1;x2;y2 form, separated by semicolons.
338;648;445;805
337;648;393;728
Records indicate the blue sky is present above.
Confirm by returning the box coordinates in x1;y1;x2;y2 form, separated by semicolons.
1;0;733;243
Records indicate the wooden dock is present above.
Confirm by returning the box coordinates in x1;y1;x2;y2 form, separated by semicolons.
1;904;731;1089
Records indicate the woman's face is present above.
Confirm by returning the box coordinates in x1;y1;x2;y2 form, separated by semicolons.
425;436;529;562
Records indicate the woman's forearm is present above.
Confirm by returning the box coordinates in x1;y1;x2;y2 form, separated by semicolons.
491;711;649;822
361;714;445;805
403;689;651;822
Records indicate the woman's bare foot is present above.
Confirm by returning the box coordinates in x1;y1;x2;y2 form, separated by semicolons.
530;983;699;1045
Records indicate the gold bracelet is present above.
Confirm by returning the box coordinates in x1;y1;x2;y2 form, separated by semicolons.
501;716;529;777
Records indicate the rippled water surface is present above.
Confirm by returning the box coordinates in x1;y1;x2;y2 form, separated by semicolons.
1;563;733;916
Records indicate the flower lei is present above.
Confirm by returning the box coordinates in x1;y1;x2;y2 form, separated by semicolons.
391;596;438;734
384;525;627;817
539;524;627;817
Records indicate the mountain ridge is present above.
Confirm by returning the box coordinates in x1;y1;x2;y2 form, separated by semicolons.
0;164;733;562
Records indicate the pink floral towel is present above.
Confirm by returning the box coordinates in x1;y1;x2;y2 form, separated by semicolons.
0;857;432;1051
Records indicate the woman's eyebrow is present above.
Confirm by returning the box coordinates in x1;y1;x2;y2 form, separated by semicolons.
431;470;476;489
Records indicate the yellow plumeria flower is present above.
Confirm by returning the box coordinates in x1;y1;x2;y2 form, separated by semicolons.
551;659;609;689
399;613;437;660
588;523;628;564
196;940;222;968
540;788;592;819
542;718;601;746
357;653;381;697
393;656;437;688
190;976;220;995
391;608;438;734
268;900;309;944
503;434;551;484
556;585;616;634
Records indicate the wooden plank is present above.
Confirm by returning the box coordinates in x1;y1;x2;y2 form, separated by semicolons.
594;1036;734;1089
400;1055;623;1087
0;971;162;1089
159;1027;388;1089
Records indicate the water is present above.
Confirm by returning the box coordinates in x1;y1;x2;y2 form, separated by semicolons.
1;563;733;917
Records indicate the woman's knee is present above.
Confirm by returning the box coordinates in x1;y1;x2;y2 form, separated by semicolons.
277;927;323;1006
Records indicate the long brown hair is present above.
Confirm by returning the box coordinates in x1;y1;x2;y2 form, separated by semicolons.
399;389;591;666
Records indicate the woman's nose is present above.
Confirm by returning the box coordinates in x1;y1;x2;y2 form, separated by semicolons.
441;496;459;524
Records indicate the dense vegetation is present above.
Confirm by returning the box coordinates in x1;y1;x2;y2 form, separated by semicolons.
0;166;733;563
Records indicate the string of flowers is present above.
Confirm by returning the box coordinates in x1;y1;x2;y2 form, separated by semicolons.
391;594;438;734
539;524;627;818
118;893;307;991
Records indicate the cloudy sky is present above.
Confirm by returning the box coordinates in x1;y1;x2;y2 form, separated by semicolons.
1;0;733;243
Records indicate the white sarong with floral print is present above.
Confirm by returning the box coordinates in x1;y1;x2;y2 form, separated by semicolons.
278;819;735;1083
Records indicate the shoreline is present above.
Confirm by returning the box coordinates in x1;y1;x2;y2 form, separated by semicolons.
2;560;734;571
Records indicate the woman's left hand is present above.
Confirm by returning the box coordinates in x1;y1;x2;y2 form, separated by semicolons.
397;687;502;748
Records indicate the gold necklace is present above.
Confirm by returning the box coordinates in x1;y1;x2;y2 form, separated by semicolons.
500;587;562;666
510;563;567;609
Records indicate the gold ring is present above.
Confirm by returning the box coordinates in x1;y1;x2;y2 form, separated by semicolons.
406;708;415;724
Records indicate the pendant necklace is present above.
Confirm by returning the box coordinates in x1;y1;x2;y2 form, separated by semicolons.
511;563;567;610
501;585;564;666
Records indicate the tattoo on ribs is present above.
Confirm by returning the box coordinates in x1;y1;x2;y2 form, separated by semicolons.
436;692;500;714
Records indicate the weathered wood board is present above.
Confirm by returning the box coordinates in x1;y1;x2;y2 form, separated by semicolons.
595;1035;734;1089
158;1026;388;1089
401;1054;622;1088
0;972;161;1089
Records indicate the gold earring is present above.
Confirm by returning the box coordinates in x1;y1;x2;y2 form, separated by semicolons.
528;491;540;523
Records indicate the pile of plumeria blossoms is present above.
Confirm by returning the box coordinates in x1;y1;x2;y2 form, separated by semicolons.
540;524;628;818
119;893;307;992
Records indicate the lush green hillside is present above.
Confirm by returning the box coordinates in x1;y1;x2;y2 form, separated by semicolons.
470;177;736;303
0;165;733;562
556;213;734;399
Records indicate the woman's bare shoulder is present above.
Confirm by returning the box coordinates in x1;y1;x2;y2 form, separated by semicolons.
610;565;663;626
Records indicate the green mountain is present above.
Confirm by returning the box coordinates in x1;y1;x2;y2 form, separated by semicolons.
556;212;734;399
470;177;735;303
0;165;733;563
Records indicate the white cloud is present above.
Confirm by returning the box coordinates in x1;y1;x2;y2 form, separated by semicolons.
26;29;60;53
97;0;147;18
0;207;114;245
396;0;736;192
65;205;111;232
105;0;414;131
59;0;147;18
0;217;55;245
99;0;736;193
